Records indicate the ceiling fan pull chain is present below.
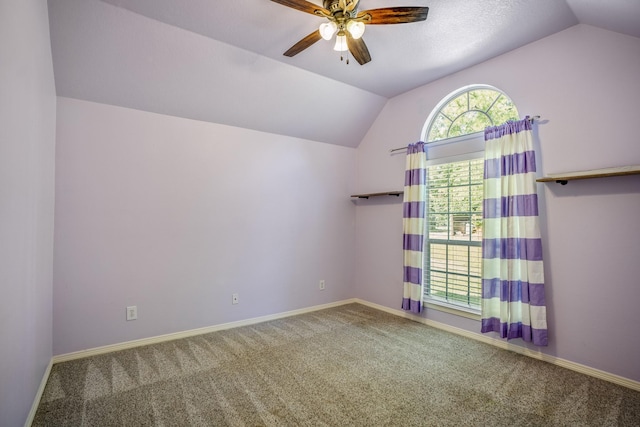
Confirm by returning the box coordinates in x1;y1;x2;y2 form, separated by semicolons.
340;50;350;65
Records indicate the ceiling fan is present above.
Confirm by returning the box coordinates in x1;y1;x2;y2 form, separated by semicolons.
271;0;429;65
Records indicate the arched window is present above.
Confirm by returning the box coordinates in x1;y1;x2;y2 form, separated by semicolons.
424;85;519;143
421;85;519;316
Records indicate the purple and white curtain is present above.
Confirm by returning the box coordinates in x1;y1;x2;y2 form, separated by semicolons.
481;118;548;346
401;142;426;314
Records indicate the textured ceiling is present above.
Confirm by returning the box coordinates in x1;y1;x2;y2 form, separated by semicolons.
48;0;640;147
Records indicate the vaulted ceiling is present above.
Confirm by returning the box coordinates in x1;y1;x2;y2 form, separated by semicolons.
48;0;640;147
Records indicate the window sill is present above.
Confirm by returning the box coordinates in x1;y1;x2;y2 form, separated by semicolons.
424;299;481;321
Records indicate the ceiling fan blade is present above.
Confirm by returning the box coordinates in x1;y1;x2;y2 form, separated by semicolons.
283;30;323;57
346;34;371;65
358;7;429;25
270;0;329;16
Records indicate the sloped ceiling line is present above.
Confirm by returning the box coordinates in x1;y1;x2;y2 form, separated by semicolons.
48;0;640;147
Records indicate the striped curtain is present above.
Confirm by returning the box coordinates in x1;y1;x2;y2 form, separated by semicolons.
481;118;548;346
401;142;427;314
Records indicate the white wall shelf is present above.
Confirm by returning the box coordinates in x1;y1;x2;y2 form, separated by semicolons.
536;165;640;185
350;191;403;199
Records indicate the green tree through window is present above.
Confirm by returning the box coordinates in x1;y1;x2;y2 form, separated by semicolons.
423;86;519;313
427;87;519;142
425;158;484;308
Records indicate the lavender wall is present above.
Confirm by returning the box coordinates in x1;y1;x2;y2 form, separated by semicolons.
0;1;56;425
354;25;640;382
53;98;356;355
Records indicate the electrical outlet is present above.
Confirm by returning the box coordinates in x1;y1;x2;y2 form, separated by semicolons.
126;306;137;321
232;293;239;305
319;280;325;290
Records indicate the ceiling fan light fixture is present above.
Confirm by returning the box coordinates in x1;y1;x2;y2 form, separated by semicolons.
273;0;430;66
346;20;365;39
319;21;337;40
333;32;348;51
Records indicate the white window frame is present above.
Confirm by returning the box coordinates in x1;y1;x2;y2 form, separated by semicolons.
423;152;484;319
420;85;519;319
422;84;516;145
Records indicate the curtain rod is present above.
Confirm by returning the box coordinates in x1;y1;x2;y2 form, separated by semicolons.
389;115;541;154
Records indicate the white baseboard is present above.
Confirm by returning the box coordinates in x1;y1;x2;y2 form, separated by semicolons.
355;299;640;392
25;358;53;427
52;299;358;364
47;297;639;394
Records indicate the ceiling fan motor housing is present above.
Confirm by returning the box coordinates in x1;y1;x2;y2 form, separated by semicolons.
323;0;358;17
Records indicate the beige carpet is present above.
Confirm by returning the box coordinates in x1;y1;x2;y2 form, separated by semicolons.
34;303;640;426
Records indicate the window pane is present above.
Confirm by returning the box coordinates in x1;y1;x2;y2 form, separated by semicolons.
428;214;449;239
469;246;482;276
441;93;468;120
470;213;482;242
428;271;447;299
448;274;470;304
428;113;452;142
449;163;470;186
450;224;471;242
424;157;484;310
425;86;519;143
429;244;447;271
487;95;519;125
450;186;470;212
469;276;482;304
421;85;518;310
449;246;469;275
470;158;484;181
449;111;492;138
469;89;500;112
